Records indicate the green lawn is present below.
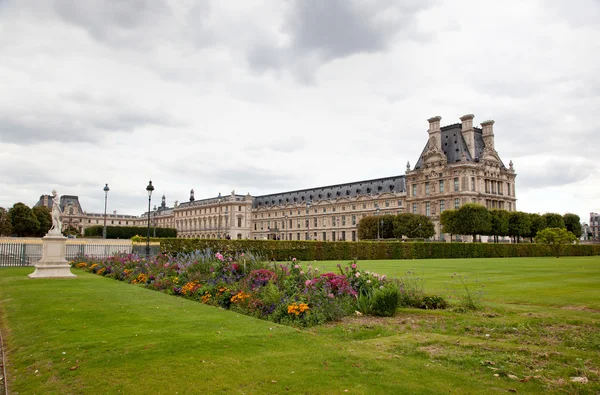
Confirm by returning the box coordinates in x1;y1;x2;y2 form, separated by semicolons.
0;256;599;394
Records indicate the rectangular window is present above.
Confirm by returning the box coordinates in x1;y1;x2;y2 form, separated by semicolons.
363;203;367;209
332;231;336;241
352;231;356;241
507;183;511;196
425;201;430;217
471;177;475;191
412;184;417;197
412;203;417;214
314;217;318;227
297;233;300;240
238;217;242;227
323;207;326;212
454;178;459;192
454;198;460;209
397;200;402;207
332;207;336;212
238;206;241;211
425;182;430;195
439;200;445;213
439;180;445;193
305;232;309;240
352;205;356;210
342;231;346;241
352;215;356;225
323;232;326;241
342;216;346;226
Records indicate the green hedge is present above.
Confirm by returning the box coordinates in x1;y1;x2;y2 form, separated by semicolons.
84;225;177;239
158;239;600;260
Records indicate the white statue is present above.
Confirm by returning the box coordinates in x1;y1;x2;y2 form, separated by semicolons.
49;190;62;235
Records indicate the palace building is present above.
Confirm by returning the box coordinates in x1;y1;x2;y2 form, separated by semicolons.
38;114;518;240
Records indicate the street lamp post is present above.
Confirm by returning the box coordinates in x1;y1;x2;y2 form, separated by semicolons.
146;180;154;257
153;205;157;237
376;205;381;241
103;183;109;239
306;200;312;240
217;192;222;239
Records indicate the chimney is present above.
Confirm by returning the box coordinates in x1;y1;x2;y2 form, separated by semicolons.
427;116;442;150
460;114;475;158
481;120;495;150
189;189;195;202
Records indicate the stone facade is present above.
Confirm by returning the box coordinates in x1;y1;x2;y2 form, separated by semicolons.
590;212;600;241
37;114;517;240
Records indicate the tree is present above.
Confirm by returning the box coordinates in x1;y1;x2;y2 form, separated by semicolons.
488;209;509;243
0;207;12;236
542;213;565;229
357;216;378;240
380;214;396;239
563;213;582;238
8;202;40;237
507;211;531;243
404;214;435;239
455;203;491;242
440;210;458;241
32;206;52;236
392;213;412;239
536;227;578;258
526;213;547;242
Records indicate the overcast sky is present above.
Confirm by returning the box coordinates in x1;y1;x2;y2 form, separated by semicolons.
1;0;599;222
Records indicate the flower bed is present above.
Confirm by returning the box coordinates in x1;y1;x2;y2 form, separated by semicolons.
71;250;400;327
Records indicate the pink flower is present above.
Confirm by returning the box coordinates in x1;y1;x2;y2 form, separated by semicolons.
351;263;357;269
294;265;300;269
305;280;311;286
328;293;335;299
241;253;245;257
292;257;297;262
300;271;304;275
355;272;361;278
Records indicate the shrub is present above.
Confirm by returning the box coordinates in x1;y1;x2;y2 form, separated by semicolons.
370;282;400;317
420;295;448;310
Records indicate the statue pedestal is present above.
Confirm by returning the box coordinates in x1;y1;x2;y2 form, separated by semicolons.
29;235;76;278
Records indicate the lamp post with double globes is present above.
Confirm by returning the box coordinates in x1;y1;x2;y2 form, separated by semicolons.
217;192;222;239
146;180;154;257
376;205;381;241
103;183;109;239
306;200;312;240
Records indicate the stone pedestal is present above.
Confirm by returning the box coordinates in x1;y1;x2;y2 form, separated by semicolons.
29;235;77;278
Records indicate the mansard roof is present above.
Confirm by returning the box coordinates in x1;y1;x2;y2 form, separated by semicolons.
177;194;248;208
59;195;83;213
413;123;505;169
253;175;406;208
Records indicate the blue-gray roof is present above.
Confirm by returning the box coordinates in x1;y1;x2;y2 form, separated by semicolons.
413;124;505;169
253;175;406;208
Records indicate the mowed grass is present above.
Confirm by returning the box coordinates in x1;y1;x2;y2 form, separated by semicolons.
0;256;598;394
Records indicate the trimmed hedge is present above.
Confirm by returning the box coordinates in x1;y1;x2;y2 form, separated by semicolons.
158;239;600;261
84;225;177;239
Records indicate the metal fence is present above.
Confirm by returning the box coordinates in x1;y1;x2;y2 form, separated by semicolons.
0;238;160;267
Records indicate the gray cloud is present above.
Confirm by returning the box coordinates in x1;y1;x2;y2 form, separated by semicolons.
52;0;178;49
0;94;178;145
247;0;436;77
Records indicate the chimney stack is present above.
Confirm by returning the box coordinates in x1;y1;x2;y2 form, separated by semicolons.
427;116;442;150
481;120;495;150
460;114;475;158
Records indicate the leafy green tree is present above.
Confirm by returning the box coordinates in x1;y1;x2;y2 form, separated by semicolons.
392;213;412;239
542;213;565;229
507;211;531;243
488;209;509;243
536;227;578;258
440;210;458;241
357;216;378;240
0;207;13;236
404;214;435;239
32;206;52;236
380;214;396;239
8;202;40;237
455;203;491;242
563;213;582;238
526;213;547;242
